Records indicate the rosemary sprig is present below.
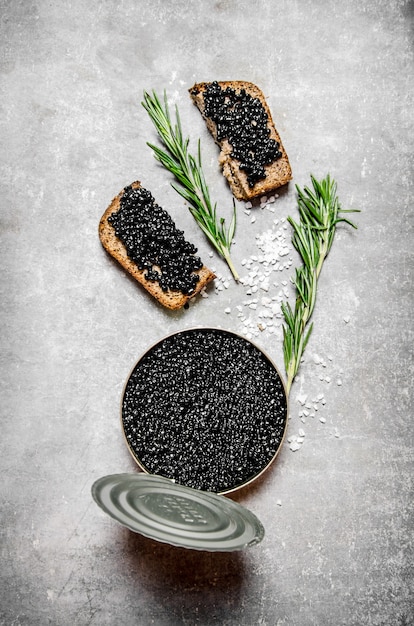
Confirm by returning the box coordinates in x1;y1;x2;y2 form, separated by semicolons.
142;90;239;281
281;174;359;396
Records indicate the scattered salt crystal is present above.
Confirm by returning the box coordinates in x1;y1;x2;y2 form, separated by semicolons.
245;201;252;209
276;499;282;506
290;441;301;452
343;316;350;323
337;379;343;386
319;417;326;424
224;307;231;314
251;216;256;223
297;393;307;406
298;428;305;437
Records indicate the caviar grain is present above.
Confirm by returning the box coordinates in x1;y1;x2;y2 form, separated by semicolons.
122;328;287;493
200;82;282;187
108;185;203;295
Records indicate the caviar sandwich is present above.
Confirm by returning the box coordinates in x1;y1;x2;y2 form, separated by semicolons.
189;81;292;201
99;181;215;309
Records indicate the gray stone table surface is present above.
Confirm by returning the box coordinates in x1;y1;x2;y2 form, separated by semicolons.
1;1;413;625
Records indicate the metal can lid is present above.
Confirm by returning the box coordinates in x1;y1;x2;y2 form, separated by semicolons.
92;473;265;551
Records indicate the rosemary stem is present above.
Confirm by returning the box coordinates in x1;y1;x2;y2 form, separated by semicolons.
142;90;239;281
285;359;297;396
282;174;359;396
222;248;240;282
285;291;312;394
316;231;329;279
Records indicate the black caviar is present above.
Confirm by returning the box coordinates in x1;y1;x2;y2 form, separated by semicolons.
121;329;287;493
199;81;282;188
108;185;203;295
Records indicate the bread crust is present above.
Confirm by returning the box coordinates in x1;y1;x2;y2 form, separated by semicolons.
189;81;292;201
99;181;215;309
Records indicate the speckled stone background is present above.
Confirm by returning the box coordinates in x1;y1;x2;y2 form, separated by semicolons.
1;1;413;625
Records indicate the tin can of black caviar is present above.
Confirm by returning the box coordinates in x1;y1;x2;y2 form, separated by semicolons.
120;327;288;494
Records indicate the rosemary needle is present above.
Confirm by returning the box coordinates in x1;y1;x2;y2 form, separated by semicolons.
142;90;239;281
281;174;359;396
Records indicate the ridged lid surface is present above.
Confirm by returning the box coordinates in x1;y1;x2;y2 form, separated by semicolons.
92;473;264;551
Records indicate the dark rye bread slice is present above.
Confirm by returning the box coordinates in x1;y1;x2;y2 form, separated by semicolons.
189;81;292;201
99;181;215;310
